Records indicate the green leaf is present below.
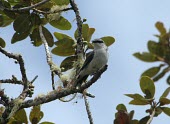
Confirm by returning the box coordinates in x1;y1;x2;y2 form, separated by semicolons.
29;105;44;124
161;107;170;116
140;76;155;99
155;22;166;35
11;31;30;44
52;0;69;5
125;93;144;99
129;110;134;120
60;56;77;72
147;40;165;57
0;14;13;27
3;10;16;19
8;109;28;124
34;0;53;10
139;116;150;124
30;28;42;47
87;28;95;42
155;107;162;117
125;94;150;105
74;24;95;42
133;52;158;62
52;47;75;56
141;66;161;78
81;24;89;41
130;120;139;124
41;18;48;25
40;122;55;124
54;32;73;40
101;36;115;46
53;32;75;52
74;24;88;40
161;87;170;98
153;67;170;82
13;14;31;33
159;97;170;106
55;38;75;48
167;75;170;85
30;13;41;26
116;104;127;111
30;27;54;47
129;99;149;105
53;32;75;48
0;37;6;48
42;26;54;47
49;16;71;30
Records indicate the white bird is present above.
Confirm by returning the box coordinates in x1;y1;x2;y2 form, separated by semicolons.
76;38;108;86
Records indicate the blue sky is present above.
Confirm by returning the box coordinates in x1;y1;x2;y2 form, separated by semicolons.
1;0;170;123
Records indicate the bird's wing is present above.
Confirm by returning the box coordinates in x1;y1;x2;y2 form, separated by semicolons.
80;51;94;71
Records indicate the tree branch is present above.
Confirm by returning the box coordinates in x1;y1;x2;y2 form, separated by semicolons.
2;0;50;12
0;79;22;85
147;108;155;124
0;47;28;89
0;47;34;123
69;0;84;60
83;91;94;124
33;7;73;14
69;0;83;43
39;25;62;90
20;65;107;109
39;25;52;66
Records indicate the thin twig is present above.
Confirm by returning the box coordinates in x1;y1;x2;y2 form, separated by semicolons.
30;75;38;84
147;108;155;124
83;91;94;124
69;0;83;44
2;0;50;12
39;25;52;65
51;72;55;90
0;47;28;89
0;79;22;85
39;25;62;90
33;7;73;14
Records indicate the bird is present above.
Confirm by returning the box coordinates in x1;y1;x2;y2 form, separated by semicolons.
75;38;108;87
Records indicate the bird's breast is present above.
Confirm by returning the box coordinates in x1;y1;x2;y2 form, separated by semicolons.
91;48;108;70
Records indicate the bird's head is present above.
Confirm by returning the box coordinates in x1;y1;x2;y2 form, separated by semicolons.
92;39;106;49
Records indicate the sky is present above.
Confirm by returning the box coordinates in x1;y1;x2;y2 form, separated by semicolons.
1;0;170;124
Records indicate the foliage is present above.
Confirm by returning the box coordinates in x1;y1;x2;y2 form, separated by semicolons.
0;0;115;123
1;0;170;124
0;0;115;73
114;104;139;124
114;76;170;124
134;22;170;84
7;106;54;124
114;22;170;124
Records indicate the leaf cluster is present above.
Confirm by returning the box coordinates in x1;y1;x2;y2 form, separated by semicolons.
133;22;170;84
0;0;71;47
1;105;54;124
114;104;138;124
119;76;170;124
0;0;115;73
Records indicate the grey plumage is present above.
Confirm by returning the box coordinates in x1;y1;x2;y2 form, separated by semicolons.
76;39;108;86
